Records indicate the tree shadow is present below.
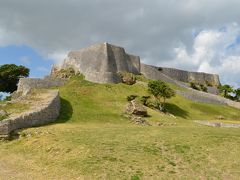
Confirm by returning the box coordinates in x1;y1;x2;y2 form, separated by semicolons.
55;97;73;123
165;103;188;119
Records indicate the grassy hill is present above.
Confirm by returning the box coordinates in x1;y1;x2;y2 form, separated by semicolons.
0;76;240;179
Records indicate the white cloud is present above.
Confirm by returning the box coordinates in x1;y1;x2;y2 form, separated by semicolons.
168;23;240;86
0;1;240;86
47;51;68;64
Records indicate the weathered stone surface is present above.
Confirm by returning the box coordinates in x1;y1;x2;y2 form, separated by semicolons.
52;42;141;83
52;43;220;87
141;64;220;88
140;64;240;109
17;77;66;96
0;90;60;138
195;120;240;128
126;100;147;116
157;66;220;87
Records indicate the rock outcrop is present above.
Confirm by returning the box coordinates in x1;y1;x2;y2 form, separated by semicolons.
52;42;141;83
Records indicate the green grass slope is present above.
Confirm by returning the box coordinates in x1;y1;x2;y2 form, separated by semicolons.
0;77;240;179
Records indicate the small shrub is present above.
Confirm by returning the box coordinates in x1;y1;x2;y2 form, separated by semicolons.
157;67;163;71
5;95;11;101
190;82;200;91
200;84;207;92
119;72;136;85
205;80;213;87
140;96;150;106
135;75;148;82
127;95;138;101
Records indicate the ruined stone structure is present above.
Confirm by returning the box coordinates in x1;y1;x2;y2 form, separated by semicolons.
17;77;66;96
0;90;60;138
158;67;220;87
52;42;220;88
52;43;141;83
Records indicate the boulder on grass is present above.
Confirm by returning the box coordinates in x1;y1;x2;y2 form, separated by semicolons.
216;115;225;120
126;100;147;116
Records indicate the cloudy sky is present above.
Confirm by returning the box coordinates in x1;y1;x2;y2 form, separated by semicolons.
0;0;240;86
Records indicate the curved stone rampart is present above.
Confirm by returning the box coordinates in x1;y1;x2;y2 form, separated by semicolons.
0;90;60;138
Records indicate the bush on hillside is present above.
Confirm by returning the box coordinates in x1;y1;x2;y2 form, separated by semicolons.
148;80;175;111
51;67;79;79
200;84;208;92
190;82;208;92
127;95;138;101
119;72;136;85
205;80;213;87
140;96;150;106
190;82;200;91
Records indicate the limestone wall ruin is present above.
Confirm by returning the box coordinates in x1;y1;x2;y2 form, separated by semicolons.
158;67;220;87
53;43;141;83
52;43;220;87
141;64;240;109
17;77;66;96
0;90;60;138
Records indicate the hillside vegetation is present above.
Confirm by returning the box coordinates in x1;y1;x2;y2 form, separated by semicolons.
0;76;240;179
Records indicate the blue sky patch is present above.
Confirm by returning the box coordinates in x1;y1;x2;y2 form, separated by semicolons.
0;45;54;78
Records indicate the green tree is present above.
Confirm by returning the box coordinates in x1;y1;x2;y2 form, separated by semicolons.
0;64;29;93
148;80;175;111
218;84;234;98
234;88;240;101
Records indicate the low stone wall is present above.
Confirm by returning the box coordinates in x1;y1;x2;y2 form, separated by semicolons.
177;90;226;105
0;90;60;138
195;121;240;128
17;77;66;95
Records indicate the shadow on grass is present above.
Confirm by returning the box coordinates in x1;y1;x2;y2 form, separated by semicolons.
165;103;188;119
55;97;73;123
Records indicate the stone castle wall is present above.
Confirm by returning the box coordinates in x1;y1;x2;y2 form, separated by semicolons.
53;43;220;86
0;90;60;138
17;77;66;96
55;43;141;83
141;64;240;109
158;67;220;87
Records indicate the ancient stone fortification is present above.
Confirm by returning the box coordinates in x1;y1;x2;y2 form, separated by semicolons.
53;42;220;87
158;67;220;87
17;77;65;96
141;64;240;108
52;42;141;83
0;90;60;138
141;64;220;88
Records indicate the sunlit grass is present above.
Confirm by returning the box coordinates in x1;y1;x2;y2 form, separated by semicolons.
0;76;240;179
